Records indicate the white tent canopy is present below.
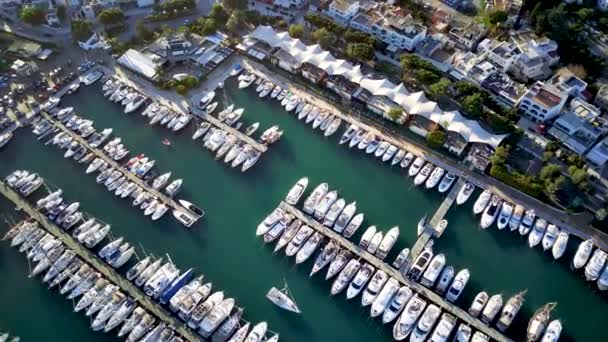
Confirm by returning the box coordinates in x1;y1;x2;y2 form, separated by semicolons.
247;26;507;148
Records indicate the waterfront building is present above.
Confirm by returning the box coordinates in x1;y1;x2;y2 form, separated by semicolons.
518;81;568;123
548;99;607;156
447;23;487;51
325;0;360;25
547;68;589;100
509;30;560;82
117;49;162;81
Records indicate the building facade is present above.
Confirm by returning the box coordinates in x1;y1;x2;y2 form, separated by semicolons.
518;81;567;122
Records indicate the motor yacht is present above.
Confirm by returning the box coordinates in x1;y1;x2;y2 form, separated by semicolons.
333;201;357;234
428;313;456;342
407;248;433;281
392;295;426;341
421;254;445;288
480;195;501;229
295;232;323;264
528;218;548;248
361;270;388;307
408;157;425;177
551;232;569;260
376;226;399;260
358;225;376;250
437;173;456;193
346;263;374;299
343;213;364;238
496;290;526;332
310;241;338;276
410;304;441;342
509;204;525;231
331;259;361;295
425;167;445;189
445;269;469;303
473;190;492;214
434;266;454;295
584;249;607;281
542;224;559;251
480;294;503;324
496;202;513;230
325;249;351;280
518;209;536;235
391;149;406;166
370;277;399;317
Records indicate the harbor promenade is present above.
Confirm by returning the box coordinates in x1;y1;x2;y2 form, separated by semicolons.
280;201;512;342
0;181;201;342
39;111;191;216
241;58;608;251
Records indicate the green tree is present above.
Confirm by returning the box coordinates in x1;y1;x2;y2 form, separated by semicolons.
209;3;227;22
226;12;242;34
487;10;508;25
566;154;586;168
454;81;478;97
542;151;554;162
202;19;217;35
71;20;93;42
313;28;336;49
540;163;562;181
576;8;593;21
20;6;45;26
415;69;440;85
344;30;376;46
426;130;447;149
461;93;484;117
568;166;588;187
490;145;510;166
387;107;403;121
98;8;124;27
223;0;247;11
56;5;67;22
288;24;304;39
136;20;155;42
346;43;374;61
176;84;188;96
429;78;451;97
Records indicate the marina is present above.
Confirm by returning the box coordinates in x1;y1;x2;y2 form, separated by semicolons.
277;201;510;342
1;172;275;341
34;110;201;227
0;69;606;342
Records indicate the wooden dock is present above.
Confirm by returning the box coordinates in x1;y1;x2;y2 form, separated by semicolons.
40;111;190;215
280;201;511;342
196;113;268;153
406;178;465;271
0;181;201;342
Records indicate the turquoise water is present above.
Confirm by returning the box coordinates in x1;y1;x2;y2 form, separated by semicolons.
0;79;605;341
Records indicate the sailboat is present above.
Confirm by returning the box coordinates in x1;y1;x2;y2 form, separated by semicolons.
266;280;301;314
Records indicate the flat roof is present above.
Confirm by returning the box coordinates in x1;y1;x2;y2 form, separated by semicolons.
117;49;159;80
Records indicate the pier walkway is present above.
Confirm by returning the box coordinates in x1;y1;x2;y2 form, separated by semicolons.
406;178;465;271
280;202;511;342
40;111;189;215
0;181;200;342
195;113;267;153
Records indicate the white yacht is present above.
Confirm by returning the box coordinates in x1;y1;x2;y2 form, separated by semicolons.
392;295;426;341
528;218;548;248
339;124;359;145
541;319;562;342
325;249;351;280
400;152;415;169
509;205;525;231
349;129;366;148
445;269;469;303
496;202;513;230
407;248;433;281
519;209;536;235
343;213;364;238
365;137;381;154
456;182;475;205
382;286;413;324
428;313;456;342
314;190;338;220
496;290;526;332
303;183;328;215
295;232;323;264
266;282;301;314
392;248;410;270
572;239;594;269
434;266;454;295
244;322;267;342
376;226;399;260
437;173;456;193
382;145;398;162
392;149;406;166
454;324;472;342
584;249;607;281
480;294;503;324
480;195;501;229
273;220;302;253
408;157;425;177
310;241;338;276
542;224;559;251
198;298;235;338
473;190;492;215
285;177;309;205
421;254;445;288
323;198;345;227
468;291;489;317
425;167;445;189
256;207;285;236
346;263;374;299
359;225;376;249
285;225;314;257
370;277;399;317
410;304;441;342
331;259;361;295
361;270;388;306
551;232;569;260
333;201;357;234
414;163;434;186
366;231;383;254
374;141;390;158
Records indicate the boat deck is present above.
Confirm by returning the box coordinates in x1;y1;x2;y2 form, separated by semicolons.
280;201;511;342
0;181;201;342
39;111;196;222
195;113;268;153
